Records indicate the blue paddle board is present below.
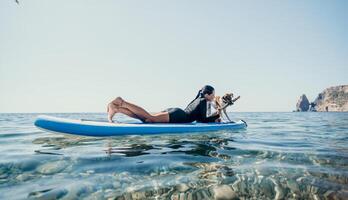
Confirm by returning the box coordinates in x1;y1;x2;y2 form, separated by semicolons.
34;115;247;137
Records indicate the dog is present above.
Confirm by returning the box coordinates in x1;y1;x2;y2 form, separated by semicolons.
214;93;240;122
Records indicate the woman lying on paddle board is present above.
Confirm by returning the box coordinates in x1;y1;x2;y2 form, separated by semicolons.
107;85;221;123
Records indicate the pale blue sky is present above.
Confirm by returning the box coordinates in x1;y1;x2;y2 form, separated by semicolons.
0;0;347;113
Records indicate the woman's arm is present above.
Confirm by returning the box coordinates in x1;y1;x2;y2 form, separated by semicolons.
197;100;221;123
201;114;221;123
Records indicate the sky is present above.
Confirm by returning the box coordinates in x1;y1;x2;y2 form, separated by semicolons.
0;0;347;113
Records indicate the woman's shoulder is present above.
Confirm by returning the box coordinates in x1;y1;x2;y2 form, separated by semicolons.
195;98;206;107
198;97;206;103
187;97;205;109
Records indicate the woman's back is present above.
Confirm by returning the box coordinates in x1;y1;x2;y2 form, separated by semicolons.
184;97;219;123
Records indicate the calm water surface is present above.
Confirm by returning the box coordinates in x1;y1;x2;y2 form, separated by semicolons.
0;112;347;200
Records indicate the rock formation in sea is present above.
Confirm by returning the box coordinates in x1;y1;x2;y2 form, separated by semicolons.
296;94;310;112
312;85;348;112
296;85;348;112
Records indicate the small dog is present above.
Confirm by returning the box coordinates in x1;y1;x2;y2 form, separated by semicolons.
214;93;240;122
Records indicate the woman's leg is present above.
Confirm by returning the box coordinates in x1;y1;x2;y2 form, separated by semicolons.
110;97;170;123
107;103;146;123
111;97;155;121
150;112;170;123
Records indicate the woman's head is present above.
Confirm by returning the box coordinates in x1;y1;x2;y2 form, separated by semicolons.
200;85;215;102
188;85;216;106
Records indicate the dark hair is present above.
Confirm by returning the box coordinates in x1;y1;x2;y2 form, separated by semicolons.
188;85;215;105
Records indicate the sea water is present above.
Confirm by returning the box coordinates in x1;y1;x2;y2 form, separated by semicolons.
0;112;347;200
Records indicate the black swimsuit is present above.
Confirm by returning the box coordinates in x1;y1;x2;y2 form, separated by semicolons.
163;108;189;123
165;98;220;123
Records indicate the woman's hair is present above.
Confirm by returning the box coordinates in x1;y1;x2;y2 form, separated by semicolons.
188;85;215;106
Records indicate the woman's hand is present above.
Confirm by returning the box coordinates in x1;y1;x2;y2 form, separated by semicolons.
212;111;220;116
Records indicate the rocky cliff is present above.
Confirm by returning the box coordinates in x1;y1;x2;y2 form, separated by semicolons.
296;94;310;111
312;85;348;112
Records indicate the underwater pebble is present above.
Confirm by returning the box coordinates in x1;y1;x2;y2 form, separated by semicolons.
131;191;147;199
171;193;179;200
274;187;285;200
336;190;348;200
267;177;285;200
221;176;238;185
18;160;40;171
239;180;248;194
260;178;274;197
307;185;319;194
61;183;95;200
324;190;335;199
218;154;231;160
28;188;68;199
83;190;104;200
15;173;33;182
0;173;8;179
175;183;190;192
287;179;300;193
231;175;241;192
192;189;211;199
186;192;193;200
178;193;185;200
104;189;118;199
309;193;320;200
36;160;69;175
212;185;237;200
0;178;8;184
113;181;121;188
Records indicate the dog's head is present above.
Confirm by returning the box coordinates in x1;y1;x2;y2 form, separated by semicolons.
222;93;234;105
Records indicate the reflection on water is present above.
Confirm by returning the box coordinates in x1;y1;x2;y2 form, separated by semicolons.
0;112;347;199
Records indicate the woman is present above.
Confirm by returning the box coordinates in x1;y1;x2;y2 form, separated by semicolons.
107;85;221;123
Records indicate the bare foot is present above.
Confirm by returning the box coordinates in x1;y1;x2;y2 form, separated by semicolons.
107;114;113;123
107;103;119;123
113;97;124;107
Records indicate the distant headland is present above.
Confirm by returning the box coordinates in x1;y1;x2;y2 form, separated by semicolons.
295;85;348;112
